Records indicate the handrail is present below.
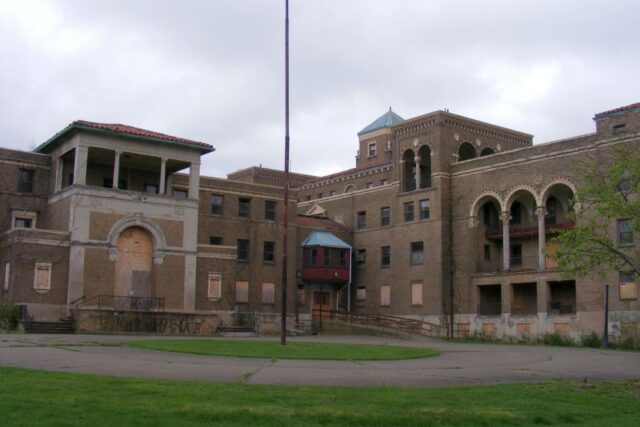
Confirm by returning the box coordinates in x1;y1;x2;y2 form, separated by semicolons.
311;308;444;337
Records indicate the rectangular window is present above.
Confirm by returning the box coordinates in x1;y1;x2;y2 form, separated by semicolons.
357;249;366;264
419;199;430;220
366;182;373;189
357;211;366;229
411;282;423;306
410;242;424;265
14;218;33;229
311;248;318;266
33;262;52;291
613;123;626;134
380;207;390;226
207;273;222;299
618;219;633;245
264;200;276;220
357;286;366;301
510;244;522;267
173;188;188;198
144;183;158;194
329;190;336;197
381;246;391;268
404;202;414;222
211;194;224;215
262;282;275;304
209;236;223;245
238;197;251;218
263;241;275;262
484;244;491;261
323;248;331;266
339;250;347;268
237;239;249;261
620;271;635;283
368;142;377;157
381;179;388;186
18;169;34;193
380;285;391;307
235;281;249;304
317;192;323;199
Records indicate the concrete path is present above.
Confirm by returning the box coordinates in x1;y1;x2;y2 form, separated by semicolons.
1;333;639;387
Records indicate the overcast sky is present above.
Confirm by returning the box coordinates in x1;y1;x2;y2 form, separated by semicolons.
1;0;638;178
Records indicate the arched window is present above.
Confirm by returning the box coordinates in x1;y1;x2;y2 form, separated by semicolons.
402;149;416;192
480;147;495;156
417;145;431;188
458;143;477;161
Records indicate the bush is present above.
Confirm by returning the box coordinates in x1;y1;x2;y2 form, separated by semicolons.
580;331;601;348
0;303;20;330
610;337;638;351
541;332;575;347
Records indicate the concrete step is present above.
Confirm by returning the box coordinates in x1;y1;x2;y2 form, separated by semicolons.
25;321;75;334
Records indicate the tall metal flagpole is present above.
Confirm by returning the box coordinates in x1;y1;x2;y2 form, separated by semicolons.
280;0;290;346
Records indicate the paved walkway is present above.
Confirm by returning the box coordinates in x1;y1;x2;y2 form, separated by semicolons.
1;333;639;387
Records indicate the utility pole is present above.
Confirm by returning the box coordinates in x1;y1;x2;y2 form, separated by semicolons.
280;0;290;346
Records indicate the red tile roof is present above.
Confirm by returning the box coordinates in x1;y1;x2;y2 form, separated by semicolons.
595;102;640;118
73;120;213;150
294;215;349;231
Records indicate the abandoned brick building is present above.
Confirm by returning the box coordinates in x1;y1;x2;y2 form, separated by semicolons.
1;102;638;339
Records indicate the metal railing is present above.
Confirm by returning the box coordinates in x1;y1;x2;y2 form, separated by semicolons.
76;295;165;312
310;308;444;337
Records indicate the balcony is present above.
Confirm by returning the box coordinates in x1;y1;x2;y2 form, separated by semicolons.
485;222;574;240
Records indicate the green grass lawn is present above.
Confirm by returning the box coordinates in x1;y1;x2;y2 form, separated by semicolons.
0;368;639;426
129;339;440;360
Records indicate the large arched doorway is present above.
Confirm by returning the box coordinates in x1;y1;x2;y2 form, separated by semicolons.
114;227;153;297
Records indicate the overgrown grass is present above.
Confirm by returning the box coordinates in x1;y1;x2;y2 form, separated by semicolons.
0;303;20;330
130;339;440;360
0;368;639;426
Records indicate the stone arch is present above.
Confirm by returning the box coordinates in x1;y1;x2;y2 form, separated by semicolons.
540;180;577;221
540;179;577;206
504;185;540;211
504;185;538;227
417;145;432;188
468;191;504;226
458;142;477;161
114;227;153;297
107;215;167;264
480;147;495;156
344;183;357;193
401;149;416;192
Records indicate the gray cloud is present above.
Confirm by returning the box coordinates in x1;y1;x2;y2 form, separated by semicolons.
0;0;638;178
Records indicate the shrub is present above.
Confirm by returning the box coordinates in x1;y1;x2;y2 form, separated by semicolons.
541;332;575;347
0;303;20;330
611;337;638;351
580;331;601;348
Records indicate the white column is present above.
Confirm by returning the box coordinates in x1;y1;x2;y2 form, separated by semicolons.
112;150;121;190
536;206;547;270
73;146;88;185
188;161;200;199
159;157;167;195
55;157;64;192
414;156;421;190
501;212;511;271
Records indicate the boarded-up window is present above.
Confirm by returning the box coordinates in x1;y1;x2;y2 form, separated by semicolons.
380;285;391;307
411;282;423;306
33;262;52;291
235;281;249;303
207;273;222;300
357;286;366;301
262;282;275;304
297;284;306;305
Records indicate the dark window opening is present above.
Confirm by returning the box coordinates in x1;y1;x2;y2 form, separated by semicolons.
311;248;318;266
339;250;347;268
512;283;537;315
265;200;276;220
380;207;390;226
484;244;491;261
14;218;33;228
478;285;501;315
210;236;223;245
404;202;414;222
263;241;275;262
545;198;557;226
237;239;249;261
211;194;224;215
357;249;366;264
173;188;188;198
510;202;522;225
510;244;522;267
612;123;626;134
410;241;424;265
381;246;390;267
618;219;633;245
549;281;576;315
144;183;158;194
239;197;251;218
18;169;34;193
357;211;366;229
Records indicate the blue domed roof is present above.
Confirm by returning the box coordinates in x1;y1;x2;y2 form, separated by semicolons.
358;108;404;135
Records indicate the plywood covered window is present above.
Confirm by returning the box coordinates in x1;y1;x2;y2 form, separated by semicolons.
356;286;366;301
380;285;391;307
411;282;423;306
262;282;275;304
33;262;52;292
235;281;249;304
207;273;222;300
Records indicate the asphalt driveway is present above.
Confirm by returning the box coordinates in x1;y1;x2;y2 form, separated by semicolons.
1;333;638;387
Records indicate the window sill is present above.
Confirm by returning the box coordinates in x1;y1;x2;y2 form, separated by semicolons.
263;261;275;265
236;259;249;263
33;288;51;294
207;297;221;301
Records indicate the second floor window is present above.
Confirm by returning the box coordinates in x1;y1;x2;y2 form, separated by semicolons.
265;200;276;220
211;194;224;215
357;211;366;229
410;241;424;265
237;239;249;261
18;169;34;193
239;197;251;218
357;249;366;264
404;202;414;222
618;219;634;245
263;241;275;262
381;207;390;226
368;142;377;157
381;246;390;267
419;199;430;220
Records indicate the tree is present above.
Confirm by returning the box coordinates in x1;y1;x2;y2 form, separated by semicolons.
553;143;640;277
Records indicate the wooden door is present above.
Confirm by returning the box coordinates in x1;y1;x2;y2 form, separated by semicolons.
312;292;330;320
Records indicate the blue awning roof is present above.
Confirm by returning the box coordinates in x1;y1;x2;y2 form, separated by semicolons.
301;231;351;249
358;108;404;135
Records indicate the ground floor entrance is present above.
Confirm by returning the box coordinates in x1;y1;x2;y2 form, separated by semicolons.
312;291;330;320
